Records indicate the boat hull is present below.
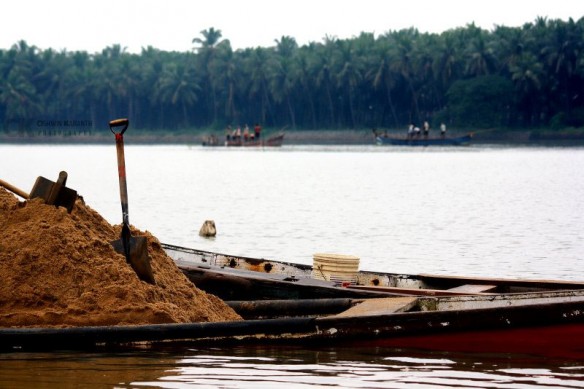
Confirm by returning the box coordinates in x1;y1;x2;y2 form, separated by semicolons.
368;324;584;359
1;300;582;359
203;133;284;147
3;243;582;356
376;134;473;146
163;243;584;300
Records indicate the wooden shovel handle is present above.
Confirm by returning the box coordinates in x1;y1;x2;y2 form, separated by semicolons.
112;120;130;226
46;171;68;206
0;178;30;199
109;118;129;135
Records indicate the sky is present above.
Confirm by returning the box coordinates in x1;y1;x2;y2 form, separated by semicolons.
2;0;583;54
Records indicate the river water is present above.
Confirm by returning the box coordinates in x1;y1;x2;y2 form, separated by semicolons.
1;143;583;387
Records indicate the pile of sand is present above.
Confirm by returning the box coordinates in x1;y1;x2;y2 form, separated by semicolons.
0;188;241;327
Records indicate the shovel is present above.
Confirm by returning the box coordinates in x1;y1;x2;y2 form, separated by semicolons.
0;171;77;213
109;118;155;285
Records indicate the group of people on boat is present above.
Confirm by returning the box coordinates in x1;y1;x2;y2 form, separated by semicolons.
202;123;268;146
407;121;447;138
225;123;262;143
372;121;448;140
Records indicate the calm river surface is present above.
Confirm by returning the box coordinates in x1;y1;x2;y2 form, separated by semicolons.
1;143;583;387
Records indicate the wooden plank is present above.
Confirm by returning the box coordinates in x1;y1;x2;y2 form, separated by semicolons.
447;284;498;294
418;273;584;289
347;285;494;297
333;297;418;318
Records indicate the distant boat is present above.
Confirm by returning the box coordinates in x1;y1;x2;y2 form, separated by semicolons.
375;132;473;146
203;133;285;147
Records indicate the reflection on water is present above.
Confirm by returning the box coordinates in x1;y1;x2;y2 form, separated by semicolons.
1;346;583;388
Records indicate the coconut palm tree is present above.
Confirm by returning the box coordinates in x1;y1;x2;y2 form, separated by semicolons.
242;47;275;125
314;35;338;127
154;59;201;128
269;36;299;128
463;24;498;77
193;28;227;126
333;39;363;128
510;53;544;125
388;29;422;125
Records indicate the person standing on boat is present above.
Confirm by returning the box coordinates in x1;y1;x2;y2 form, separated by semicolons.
440;123;447;137
225;125;232;142
408;124;414;138
414;125;421;137
254;123;262;140
243;125;250;142
423;121;430;137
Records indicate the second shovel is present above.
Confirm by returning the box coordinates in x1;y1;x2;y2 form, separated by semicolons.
109;118;155;285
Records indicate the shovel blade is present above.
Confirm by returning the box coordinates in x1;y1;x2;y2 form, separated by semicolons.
29;176;53;199
54;187;77;213
111;236;156;284
30;176;77;213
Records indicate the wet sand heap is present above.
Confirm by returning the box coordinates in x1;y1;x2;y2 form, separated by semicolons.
0;188;241;327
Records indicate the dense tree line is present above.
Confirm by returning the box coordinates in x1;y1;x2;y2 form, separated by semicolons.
1;17;584;134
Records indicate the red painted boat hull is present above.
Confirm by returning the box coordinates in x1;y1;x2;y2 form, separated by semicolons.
355;324;584;360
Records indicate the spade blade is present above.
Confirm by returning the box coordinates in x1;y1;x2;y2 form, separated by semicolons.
111;236;155;284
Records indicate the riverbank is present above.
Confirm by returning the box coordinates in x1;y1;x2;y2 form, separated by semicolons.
1;128;584;145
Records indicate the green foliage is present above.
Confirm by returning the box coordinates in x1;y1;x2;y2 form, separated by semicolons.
447;76;513;128
550;112;567;130
1;19;584;132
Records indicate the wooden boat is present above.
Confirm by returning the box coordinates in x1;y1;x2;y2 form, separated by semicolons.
162;243;584;301
202;133;285;147
2;244;582;356
375;133;473;146
2;290;582;358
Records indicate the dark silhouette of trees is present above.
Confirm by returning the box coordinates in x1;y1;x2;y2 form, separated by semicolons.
1;17;583;133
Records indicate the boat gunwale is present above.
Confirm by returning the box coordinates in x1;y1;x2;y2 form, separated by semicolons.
163;243;584;293
1;298;582;352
